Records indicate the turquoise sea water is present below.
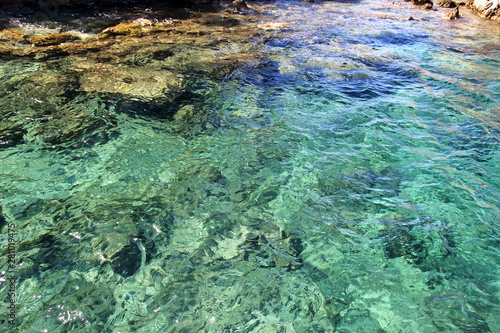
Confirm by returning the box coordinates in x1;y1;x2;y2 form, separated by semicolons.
1;0;500;332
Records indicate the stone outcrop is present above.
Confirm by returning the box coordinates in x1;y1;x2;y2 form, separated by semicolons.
445;6;461;18
468;0;500;22
437;0;458;7
411;0;434;9
28;32;80;46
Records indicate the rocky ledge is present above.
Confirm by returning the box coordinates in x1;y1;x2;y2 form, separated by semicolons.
468;0;500;22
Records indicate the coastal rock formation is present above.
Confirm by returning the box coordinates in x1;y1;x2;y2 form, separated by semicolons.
411;0;434;6
28;32;80;46
412;0;434;9
469;0;500;21
437;0;457;7
445;6;461;19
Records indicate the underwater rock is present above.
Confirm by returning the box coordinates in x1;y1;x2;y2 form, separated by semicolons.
165;162;225;216
195;13;241;27
259;232;303;270
380;222;427;265
101;233;142;277
29;107;110;145
445;6;461;18
0;121;25;147
28;32;80;46
110;243;142;277
336;308;384;332
78;64;185;102
0;70;118;146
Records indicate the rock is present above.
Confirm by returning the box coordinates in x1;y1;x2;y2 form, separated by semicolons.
110;243;142;277
412;0;434;7
0;28;27;41
28;32;80;46
99;233;142;277
437;0;458;7
225;0;258;14
0;70;114;146
0;121;25;147
78;64;184;102
468;0;500;21
445;6;461;18
99;18;155;37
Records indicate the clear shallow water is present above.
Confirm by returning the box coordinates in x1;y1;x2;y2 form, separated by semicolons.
1;1;499;332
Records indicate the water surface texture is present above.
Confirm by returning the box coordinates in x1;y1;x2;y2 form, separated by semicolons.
1;0;500;332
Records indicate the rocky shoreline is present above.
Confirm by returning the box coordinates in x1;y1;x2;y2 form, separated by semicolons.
0;0;279;147
0;0;498;147
1;0;499;23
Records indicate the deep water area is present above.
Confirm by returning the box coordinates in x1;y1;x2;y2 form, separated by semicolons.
0;0;499;332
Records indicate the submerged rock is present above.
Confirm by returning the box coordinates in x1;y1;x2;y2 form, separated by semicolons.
78;63;185;102
0;70;116;147
109;242;142;278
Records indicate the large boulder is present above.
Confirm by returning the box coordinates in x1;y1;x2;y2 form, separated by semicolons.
469;0;500;21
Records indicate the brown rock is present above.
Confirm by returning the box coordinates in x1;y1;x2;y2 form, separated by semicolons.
28;32;79;46
78;63;184;102
468;0;500;21
412;0;434;7
0;28;26;41
99;18;155;37
225;0;257;14
437;0;458;7
445;6;461;18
